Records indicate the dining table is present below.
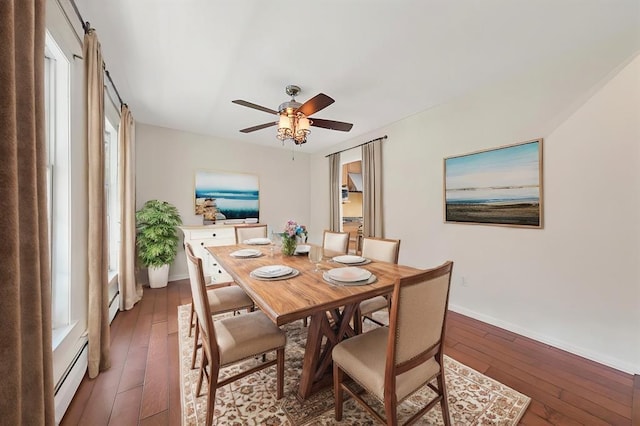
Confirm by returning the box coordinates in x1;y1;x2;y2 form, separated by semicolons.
206;243;423;401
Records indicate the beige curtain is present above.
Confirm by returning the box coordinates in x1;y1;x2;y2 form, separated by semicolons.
118;105;141;310
85;29;111;378
0;0;55;423
328;152;341;231
362;140;383;237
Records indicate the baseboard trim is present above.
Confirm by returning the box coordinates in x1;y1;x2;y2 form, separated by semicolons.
449;303;639;375
109;292;120;323
54;342;87;424
169;272;188;282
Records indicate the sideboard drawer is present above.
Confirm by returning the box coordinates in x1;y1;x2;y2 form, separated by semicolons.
187;226;235;242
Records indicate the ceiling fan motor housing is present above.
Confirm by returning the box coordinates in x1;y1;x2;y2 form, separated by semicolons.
278;100;303;114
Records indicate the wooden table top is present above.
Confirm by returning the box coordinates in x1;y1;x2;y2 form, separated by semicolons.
206;244;423;326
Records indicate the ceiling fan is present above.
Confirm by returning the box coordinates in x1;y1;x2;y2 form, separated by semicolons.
232;85;353;145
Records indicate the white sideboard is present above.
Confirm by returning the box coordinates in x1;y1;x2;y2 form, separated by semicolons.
179;225;236;285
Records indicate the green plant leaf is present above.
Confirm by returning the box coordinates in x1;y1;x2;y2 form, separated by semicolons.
136;200;183;267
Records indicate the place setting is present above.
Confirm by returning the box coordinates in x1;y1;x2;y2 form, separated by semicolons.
323;266;377;286
250;264;299;281
293;244;310;255
230;248;263;258
331;254;371;265
243;237;272;245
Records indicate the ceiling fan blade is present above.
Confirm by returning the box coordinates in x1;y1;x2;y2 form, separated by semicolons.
232;100;278;115
310;118;353;132
239;122;276;133
296;93;335;117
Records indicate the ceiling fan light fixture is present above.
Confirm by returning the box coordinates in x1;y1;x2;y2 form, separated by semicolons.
234;84;352;146
277;110;310;145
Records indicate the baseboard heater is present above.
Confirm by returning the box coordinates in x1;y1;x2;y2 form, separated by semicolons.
54;340;87;424
54;290;120;423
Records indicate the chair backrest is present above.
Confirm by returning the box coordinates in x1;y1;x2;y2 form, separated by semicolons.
185;243;220;366
322;230;350;254
360;237;401;263
385;261;453;387
235;224;268;243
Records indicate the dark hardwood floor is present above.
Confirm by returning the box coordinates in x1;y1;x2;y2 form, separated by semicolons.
61;279;638;425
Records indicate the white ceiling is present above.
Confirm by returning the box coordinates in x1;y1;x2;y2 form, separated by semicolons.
75;0;640;153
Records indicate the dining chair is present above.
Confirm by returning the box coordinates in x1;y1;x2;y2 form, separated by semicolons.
322;230;350;254
185;242;287;426
333;261;454;426
354;237;401;334
234;224;268;244
185;243;254;369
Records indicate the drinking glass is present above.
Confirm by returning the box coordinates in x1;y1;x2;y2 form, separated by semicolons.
270;231;282;257
308;246;323;272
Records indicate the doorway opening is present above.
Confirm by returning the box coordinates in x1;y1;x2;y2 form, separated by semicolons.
341;159;363;254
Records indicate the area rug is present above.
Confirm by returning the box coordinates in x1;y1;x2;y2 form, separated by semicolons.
178;305;530;425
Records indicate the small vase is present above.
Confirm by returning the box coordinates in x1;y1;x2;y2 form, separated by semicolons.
281;235;297;256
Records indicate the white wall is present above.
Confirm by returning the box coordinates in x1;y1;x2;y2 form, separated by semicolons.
310;53;640;373
135;124;312;280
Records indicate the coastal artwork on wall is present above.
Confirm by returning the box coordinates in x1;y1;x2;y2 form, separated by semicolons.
444;139;543;228
194;170;259;222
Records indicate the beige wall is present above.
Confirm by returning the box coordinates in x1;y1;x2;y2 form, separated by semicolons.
310;53;640;373
135;124;312;280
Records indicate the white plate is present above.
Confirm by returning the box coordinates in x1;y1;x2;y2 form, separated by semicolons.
252;265;293;278
230;248;262;258
327;267;372;283
323;272;376;286
244;237;272;245
294;244;310;254
333;255;367;264
251;269;300;281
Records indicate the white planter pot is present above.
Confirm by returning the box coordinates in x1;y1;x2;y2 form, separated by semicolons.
148;264;170;288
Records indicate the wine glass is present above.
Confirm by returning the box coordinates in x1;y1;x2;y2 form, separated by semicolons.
308;246;323;272
270;231;282;257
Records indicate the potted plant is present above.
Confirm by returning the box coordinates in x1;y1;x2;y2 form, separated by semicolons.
136;199;183;288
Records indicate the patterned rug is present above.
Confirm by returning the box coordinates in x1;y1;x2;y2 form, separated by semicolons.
178;305;530;425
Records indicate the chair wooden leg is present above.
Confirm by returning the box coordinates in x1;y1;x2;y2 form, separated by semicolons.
333;364;344;420
206;384;215;426
191;319;200;369
205;358;219;426
354;307;363;334
276;347;285;399
196;349;207;397
384;392;398;426
188;302;195;337
302;317;308;327
437;373;451;426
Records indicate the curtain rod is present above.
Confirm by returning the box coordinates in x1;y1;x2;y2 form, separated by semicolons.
69;0;127;108
324;135;388;158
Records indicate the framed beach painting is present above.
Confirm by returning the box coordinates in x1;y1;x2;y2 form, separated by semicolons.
194;170;259;222
444;139;543;228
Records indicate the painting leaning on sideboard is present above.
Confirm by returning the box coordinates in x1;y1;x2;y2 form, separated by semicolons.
443;138;543;228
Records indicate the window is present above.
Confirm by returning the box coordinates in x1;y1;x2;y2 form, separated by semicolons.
45;31;71;336
104;118;119;276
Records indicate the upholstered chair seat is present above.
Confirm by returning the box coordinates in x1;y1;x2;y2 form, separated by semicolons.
215;311;286;365
332;327;441;402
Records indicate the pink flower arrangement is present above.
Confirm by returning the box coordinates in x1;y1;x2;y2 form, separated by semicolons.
284;220;307;240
